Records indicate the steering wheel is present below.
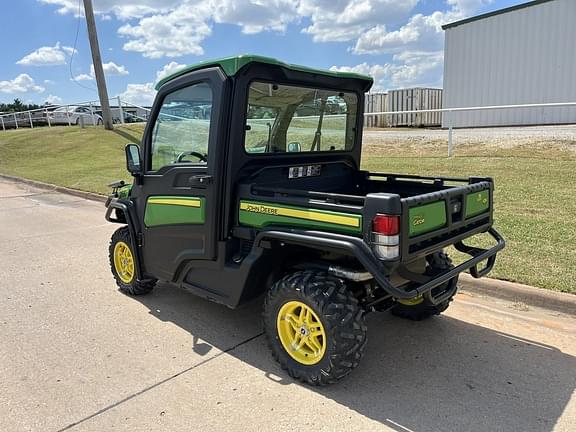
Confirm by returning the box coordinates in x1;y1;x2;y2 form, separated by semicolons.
176;151;208;163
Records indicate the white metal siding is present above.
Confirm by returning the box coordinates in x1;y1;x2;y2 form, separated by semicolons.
387;88;443;127
443;0;576;127
364;93;388;127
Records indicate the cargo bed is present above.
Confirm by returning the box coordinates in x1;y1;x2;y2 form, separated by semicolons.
238;167;494;263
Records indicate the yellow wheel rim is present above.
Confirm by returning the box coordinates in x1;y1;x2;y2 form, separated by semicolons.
276;300;327;366
113;241;135;284
397;294;424;306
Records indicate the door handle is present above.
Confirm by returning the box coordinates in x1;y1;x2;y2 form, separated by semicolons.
188;174;213;187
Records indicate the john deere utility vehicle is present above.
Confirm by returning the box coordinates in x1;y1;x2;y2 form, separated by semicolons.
105;55;505;385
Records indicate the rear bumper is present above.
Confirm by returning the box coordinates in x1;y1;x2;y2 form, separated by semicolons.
400;228;505;305
255;227;505;303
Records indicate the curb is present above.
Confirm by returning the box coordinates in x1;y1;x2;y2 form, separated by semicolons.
0;173;107;203
2;173;575;316
459;274;575;316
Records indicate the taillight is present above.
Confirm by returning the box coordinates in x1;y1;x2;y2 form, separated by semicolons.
372;214;400;260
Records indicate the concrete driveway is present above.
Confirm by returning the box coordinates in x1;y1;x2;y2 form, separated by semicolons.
1;178;575;432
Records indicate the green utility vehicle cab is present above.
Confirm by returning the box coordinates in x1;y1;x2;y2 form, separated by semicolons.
105;55;505;385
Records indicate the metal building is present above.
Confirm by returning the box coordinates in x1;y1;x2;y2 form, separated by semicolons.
442;0;576;128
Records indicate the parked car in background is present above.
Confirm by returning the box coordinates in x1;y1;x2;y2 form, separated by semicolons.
48;106;103;125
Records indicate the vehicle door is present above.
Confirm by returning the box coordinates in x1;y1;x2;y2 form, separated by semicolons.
131;68;226;281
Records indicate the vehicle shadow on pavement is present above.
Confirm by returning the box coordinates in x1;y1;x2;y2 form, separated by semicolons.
135;283;576;432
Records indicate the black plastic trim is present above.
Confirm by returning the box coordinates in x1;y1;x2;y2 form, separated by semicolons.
254;227;505;300
105;198;147;282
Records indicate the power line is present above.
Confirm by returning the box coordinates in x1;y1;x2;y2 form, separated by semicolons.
69;0;97;92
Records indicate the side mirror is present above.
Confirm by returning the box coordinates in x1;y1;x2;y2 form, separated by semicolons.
125;144;142;176
287;142;302;153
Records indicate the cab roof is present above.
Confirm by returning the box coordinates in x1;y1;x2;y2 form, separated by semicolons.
155;54;373;91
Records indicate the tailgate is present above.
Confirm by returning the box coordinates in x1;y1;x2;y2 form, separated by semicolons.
400;180;493;260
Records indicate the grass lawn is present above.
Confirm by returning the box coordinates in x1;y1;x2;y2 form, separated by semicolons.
1;125;574;293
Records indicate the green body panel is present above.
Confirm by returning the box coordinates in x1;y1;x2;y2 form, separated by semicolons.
144;196;205;227
466;190;490;218
408;201;447;237
155;54;373;90
117;184;132;199
238;200;362;235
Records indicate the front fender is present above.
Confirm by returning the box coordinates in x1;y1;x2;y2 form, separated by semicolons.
105;197;146;282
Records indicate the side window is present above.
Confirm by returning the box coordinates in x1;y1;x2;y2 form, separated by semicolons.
150;82;213;171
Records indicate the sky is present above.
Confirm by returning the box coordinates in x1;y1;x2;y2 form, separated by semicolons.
0;0;527;107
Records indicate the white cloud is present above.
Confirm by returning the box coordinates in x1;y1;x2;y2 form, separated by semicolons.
298;0;419;42
155;61;187;83
44;79;55;84
338;0;490;90
353;0;493;55
118;1;213;58
38;0;490;64
45;94;62;104
448;0;494;16
73;73;93;81
212;0;300;34
331;51;444;90
16;42;77;66
0;74;45;94
119;62;189;107
72;61;129;82
41;0;414;57
353;12;447;55
92;61;130;76
38;0;182;18
119;82;156;106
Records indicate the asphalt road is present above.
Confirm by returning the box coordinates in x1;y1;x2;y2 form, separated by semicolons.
1;178;575;432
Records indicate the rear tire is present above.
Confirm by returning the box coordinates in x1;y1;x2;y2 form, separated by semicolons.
109;226;156;295
391;252;458;321
263;270;367;385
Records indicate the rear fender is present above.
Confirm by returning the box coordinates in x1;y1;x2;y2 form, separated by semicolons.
254;227;504;301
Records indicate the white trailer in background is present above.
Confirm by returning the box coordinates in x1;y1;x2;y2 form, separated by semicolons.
442;0;576;128
364;89;443;128
387;88;443;127
364;93;387;128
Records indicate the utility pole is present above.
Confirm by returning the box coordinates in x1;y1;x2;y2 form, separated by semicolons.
83;0;113;130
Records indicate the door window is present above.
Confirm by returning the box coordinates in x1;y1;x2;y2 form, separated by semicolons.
150;82;213;171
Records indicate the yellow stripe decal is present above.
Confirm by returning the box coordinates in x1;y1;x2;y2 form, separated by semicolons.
148;198;201;208
239;202;360;227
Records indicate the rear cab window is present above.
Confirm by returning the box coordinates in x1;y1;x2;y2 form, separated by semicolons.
244;82;358;154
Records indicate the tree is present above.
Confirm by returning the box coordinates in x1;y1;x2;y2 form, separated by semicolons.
0;99;40;113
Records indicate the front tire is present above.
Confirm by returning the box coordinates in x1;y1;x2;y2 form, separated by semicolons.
109;226;156;295
391;252;458;321
263;270;367;385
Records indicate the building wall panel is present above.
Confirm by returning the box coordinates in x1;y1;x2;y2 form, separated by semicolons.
443;0;576;127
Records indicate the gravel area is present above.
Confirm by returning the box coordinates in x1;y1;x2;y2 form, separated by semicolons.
363;124;576;152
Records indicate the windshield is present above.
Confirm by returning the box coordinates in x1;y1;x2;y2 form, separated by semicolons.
244;82;358;154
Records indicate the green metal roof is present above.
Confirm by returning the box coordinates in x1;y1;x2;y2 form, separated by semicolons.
155;54;373;90
442;0;555;30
